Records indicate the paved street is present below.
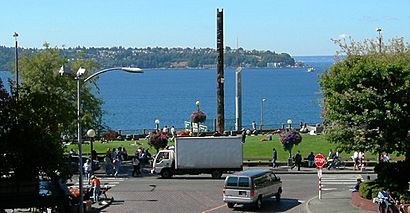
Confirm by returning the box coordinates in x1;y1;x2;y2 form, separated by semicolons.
95;171;374;213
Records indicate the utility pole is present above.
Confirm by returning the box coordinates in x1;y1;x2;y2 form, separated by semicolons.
216;8;225;133
235;67;242;131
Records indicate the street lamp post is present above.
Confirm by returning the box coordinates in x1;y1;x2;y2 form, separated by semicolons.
195;100;200;135
287;119;293;129
155;119;160;131
12;32;19;98
63;66;143;213
376;27;382;53
260;98;266;130
87;129;96;174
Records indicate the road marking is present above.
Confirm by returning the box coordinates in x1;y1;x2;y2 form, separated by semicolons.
322;182;356;185
201;204;226;213
322;188;337;191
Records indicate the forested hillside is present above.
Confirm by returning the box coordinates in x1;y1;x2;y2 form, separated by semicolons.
0;46;298;70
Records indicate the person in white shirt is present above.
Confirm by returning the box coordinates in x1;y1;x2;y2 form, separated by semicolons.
162;125;169;135
353;151;359;170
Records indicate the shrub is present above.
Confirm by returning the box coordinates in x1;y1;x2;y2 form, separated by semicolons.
359;180;382;199
374;161;410;193
359;181;372;199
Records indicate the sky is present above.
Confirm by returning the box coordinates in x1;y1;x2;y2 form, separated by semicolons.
1;0;410;56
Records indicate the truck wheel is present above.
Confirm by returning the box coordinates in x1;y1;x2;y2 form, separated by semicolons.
161;169;173;179
227;203;234;208
211;170;222;179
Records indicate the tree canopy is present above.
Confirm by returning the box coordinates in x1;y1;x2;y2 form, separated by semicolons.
17;44;104;138
0;81;72;180
0;44;105;180
320;37;410;162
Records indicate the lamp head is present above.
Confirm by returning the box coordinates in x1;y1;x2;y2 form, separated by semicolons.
59;65;65;76
77;67;86;77
195;100;200;107
287;119;292;125
155;119;160;125
122;67;144;73
376;27;381;32
12;32;19;38
87;129;96;138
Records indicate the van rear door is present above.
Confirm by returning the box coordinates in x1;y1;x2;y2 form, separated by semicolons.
224;176;252;200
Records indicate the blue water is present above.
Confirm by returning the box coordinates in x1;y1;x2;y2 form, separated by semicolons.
0;56;334;132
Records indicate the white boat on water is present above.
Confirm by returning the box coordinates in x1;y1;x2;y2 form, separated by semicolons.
307;67;314;72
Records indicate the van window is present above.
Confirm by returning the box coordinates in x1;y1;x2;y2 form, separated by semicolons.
253;174;269;188
238;177;249;187
226;177;238;187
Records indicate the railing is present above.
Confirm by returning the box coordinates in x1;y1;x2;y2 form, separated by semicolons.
114;120;322;135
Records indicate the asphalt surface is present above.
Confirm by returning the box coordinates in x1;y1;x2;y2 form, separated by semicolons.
74;164;376;213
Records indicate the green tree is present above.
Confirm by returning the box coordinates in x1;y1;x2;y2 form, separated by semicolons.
0;80;72;180
17;43;104;137
320;37;410;162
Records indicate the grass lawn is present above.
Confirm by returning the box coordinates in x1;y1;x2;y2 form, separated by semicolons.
65;133;392;162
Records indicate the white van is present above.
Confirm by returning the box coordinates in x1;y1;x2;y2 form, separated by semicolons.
223;169;282;209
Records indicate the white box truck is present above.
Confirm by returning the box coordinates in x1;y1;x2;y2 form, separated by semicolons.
151;136;243;178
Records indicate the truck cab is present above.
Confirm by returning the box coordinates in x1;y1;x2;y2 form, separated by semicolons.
152;149;175;178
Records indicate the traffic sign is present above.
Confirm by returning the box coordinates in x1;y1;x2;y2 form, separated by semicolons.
314;153;325;168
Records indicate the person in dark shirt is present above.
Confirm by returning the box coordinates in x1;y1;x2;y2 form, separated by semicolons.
307;152;315;167
291;151;302;171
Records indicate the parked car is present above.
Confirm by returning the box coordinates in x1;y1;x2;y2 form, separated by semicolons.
223;169;282;209
69;156;100;173
0;178;71;211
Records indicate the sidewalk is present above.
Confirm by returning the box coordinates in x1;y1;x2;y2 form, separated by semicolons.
266;165;375;175
305;190;376;213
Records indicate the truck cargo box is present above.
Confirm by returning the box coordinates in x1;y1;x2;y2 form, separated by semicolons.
175;136;243;169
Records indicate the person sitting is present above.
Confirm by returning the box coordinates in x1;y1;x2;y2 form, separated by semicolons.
307;152;315;167
327;153;340;170
376;189;396;213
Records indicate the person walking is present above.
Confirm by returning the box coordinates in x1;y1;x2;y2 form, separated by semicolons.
103;154;112;176
90;175;101;203
271;148;277;168
113;155;121;177
291;151;302;171
83;159;92;184
132;155;141;177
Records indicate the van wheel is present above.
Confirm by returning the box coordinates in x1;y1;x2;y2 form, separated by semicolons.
276;192;281;202
161;169;173;179
255;197;263;209
227;203;234;208
211;170;222;179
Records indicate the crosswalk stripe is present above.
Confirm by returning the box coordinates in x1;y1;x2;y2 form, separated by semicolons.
322;188;337;191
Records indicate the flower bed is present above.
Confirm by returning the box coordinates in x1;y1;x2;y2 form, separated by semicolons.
351;192;378;212
352;192;410;213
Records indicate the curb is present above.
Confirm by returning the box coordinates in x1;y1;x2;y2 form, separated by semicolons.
304;194;318;213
